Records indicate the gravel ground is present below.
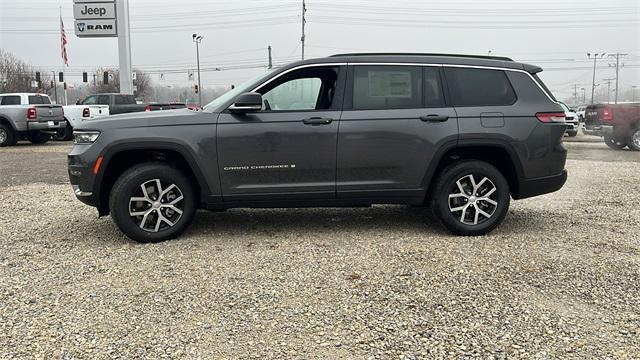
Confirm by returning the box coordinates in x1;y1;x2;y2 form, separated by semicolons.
0;139;639;358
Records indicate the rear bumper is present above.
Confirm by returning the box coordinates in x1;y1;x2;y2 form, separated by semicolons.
514;170;567;200
583;124;613;137
27;120;67;132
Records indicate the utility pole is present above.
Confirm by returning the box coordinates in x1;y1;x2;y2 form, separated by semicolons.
93;73;96;94
51;71;58;104
608;53;627;104
573;84;578;104
580;87;586;104
587;52;605;105
301;0;307;60
602;78;615;104
268;45;273;69
192;34;203;106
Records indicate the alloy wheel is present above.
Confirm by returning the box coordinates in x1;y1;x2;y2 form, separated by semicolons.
0;128;7;144
633;130;640;149
129;179;184;232
448;174;498;225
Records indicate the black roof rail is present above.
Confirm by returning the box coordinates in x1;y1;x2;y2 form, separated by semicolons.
329;52;514;62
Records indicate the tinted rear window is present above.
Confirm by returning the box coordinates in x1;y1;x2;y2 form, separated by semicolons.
445;68;516;106
28;95;51;104
1;96;21;105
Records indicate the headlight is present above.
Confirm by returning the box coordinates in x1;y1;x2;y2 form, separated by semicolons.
73;131;100;144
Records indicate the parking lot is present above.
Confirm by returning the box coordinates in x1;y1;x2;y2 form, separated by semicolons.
1;134;638;358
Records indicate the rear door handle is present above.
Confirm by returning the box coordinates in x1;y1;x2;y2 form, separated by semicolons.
420;114;449;122
303;117;333;125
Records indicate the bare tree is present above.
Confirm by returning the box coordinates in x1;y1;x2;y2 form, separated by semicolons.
91;67;152;99
0;49;39;93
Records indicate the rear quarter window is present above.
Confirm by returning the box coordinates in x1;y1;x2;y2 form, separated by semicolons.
445;67;517;107
1;96;21;105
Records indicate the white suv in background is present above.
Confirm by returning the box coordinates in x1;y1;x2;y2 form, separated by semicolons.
559;102;579;137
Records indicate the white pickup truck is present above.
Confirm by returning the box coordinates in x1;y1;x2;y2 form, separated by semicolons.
57;102;110;140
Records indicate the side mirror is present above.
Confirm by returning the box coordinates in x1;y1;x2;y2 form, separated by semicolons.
229;92;262;113
76;99;81;105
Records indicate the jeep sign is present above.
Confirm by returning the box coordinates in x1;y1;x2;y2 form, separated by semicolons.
74;19;117;37
73;3;116;19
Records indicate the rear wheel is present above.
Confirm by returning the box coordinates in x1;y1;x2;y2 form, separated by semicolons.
629;128;640;151
604;135;627;150
54;123;73;141
0;124;16;147
431;160;510;236
27;131;49;144
109;163;197;243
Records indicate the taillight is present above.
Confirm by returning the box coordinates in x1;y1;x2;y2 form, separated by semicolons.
82;108;90;117
26;107;37;120
602;107;613;122
535;112;566;123
144;105;151;112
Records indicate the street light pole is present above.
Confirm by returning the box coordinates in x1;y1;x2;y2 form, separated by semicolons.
587;52;605;105
580;87;586;104
192;34;203;106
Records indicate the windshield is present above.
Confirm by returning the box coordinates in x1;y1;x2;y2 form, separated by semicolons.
203;70;274;112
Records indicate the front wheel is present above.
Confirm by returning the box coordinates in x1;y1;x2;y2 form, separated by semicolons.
431;160;510;236
628;128;640;151
604;135;627;150
109;163;197;243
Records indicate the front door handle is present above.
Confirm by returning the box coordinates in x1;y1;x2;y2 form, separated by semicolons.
303;117;333;125
420;114;449;122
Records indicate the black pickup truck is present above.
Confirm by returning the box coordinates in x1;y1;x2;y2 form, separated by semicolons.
77;93;185;115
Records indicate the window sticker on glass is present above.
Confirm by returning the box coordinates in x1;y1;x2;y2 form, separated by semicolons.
368;71;412;98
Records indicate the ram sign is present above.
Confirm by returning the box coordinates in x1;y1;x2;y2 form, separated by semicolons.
74;19;117;37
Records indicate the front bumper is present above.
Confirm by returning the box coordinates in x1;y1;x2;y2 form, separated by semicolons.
583;124;613;137
514;170;568;200
565;122;579;132
68;143;101;208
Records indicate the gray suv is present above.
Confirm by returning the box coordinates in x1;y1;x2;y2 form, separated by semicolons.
68;53;568;242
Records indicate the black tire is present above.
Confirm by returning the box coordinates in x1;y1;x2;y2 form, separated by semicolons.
431;160;510;236
0;123;17;147
27;131;49;144
567;130;578;137
109;162;197;243
628;128;640;151
603;135;627;150
54;122;73;141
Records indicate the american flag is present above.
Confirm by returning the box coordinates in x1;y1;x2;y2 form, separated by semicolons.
60;16;68;66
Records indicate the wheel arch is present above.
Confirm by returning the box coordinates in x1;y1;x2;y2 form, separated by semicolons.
422;140;524;202
96;140;210;215
0;116;16;131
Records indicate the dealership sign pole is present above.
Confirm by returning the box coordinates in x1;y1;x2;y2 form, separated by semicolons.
73;0;133;95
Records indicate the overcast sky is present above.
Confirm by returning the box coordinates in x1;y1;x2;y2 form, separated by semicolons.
1;0;639;101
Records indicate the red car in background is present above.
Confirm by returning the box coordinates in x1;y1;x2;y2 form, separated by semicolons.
583;103;640;151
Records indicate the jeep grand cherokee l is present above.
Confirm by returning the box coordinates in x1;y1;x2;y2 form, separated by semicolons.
68;53;568;242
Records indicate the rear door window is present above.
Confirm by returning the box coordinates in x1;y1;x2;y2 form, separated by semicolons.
28;95;51;104
115;95;136;104
353;66;423;110
445;67;516;106
1;96;21;105
97;95;110;105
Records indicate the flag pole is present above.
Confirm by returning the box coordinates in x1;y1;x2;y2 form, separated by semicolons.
60;6;67;105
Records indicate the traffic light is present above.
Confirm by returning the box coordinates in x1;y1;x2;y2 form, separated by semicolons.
103;71;109;85
58;72;64;82
35;72;41;82
63;82;67;90
194;84;199;94
82;72;88;83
